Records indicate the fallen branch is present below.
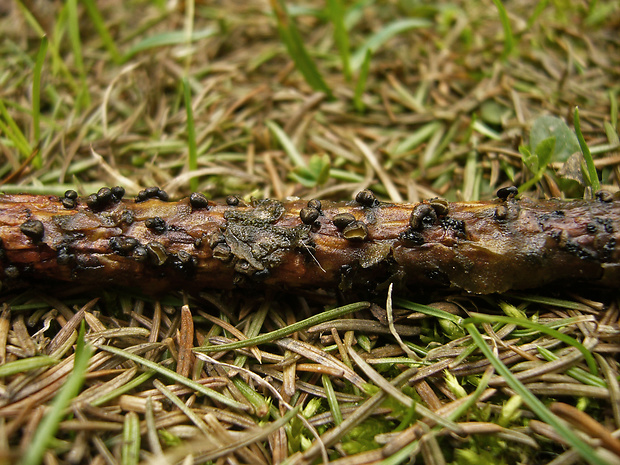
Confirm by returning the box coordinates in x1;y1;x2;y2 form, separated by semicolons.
0;187;618;294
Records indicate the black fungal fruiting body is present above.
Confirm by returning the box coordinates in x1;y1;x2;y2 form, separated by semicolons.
0;190;618;294
355;189;378;207
496;186;519;201
300;207;320;225
19;220;45;242
145;217;167;234
136;187;169;203
189;192;210;210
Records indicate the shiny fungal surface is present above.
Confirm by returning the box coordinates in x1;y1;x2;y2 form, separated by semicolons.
342;221;368;240
596;190;613;203
332;213;356;229
355;189;378;207
494;205;508;221
429;198;449;216
136;187;169;202
19;220;45;242
145;217;167;234
300;207;320;225
307;199;321;211
410;204;437;230
61;198;77;209
226;195;240;206
189;192;210;210
497;186;519;201
111;186;125;200
146;241;167;265
0;191;618;294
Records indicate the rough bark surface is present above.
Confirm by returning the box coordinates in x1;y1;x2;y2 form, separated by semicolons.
0;191;618;294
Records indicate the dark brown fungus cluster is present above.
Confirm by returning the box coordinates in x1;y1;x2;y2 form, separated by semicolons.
145;216;167;234
20;219;45;242
135;187;169;203
307;199;322;211
300;199;322;228
410;204;437;230
355;189;378;207
145;241;167;266
342;221;368;240
109;236;139;255
60;190;78;209
429;198;449;216
595;190;614;203
495;204;508;221
496;186;518;201
300;207;319;225
400;198;452;246
333;213;355;230
87;186;125;211
189;192;210;210
226;195;240;206
399;229;425;246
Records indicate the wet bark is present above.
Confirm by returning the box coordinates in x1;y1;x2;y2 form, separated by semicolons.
0;190;618;294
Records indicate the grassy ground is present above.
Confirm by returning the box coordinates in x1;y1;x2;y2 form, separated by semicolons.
1;0;620;464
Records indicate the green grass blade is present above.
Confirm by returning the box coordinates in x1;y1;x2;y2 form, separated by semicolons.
351;18;431;71
97;344;249;411
574;106;601;191
610;90;618;129
232;377;271;418
66;0;90;109
0;355;58;377
14;0;77;91
394;298;462;325
82;0;122;64
183;77;198;192
123;28;217;61
326;0;351;81
491;0;515;58
353;49;371;113
32;35;48;168
20;322;93;465
526;0;549;28
270;0;332;97
322;374;343;425
91;371;155;407
463;312;598;375
266;120;306;168
195;301;370;353
0;99;32;157
121;412;140;465
537;346;607;388
465;323;608;465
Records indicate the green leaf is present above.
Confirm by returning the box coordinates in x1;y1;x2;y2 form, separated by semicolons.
123;28;217;60
351;18;431;71
0;355;58;377
20;322;93;465
353;49;372;113
534;136;556;171
308;153;331;185
529;115;580;163
326;0;351;80
289;155;331;187
271;0;332;97
574;106;600;191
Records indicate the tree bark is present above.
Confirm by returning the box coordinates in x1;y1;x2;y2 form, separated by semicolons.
0;191;618;294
